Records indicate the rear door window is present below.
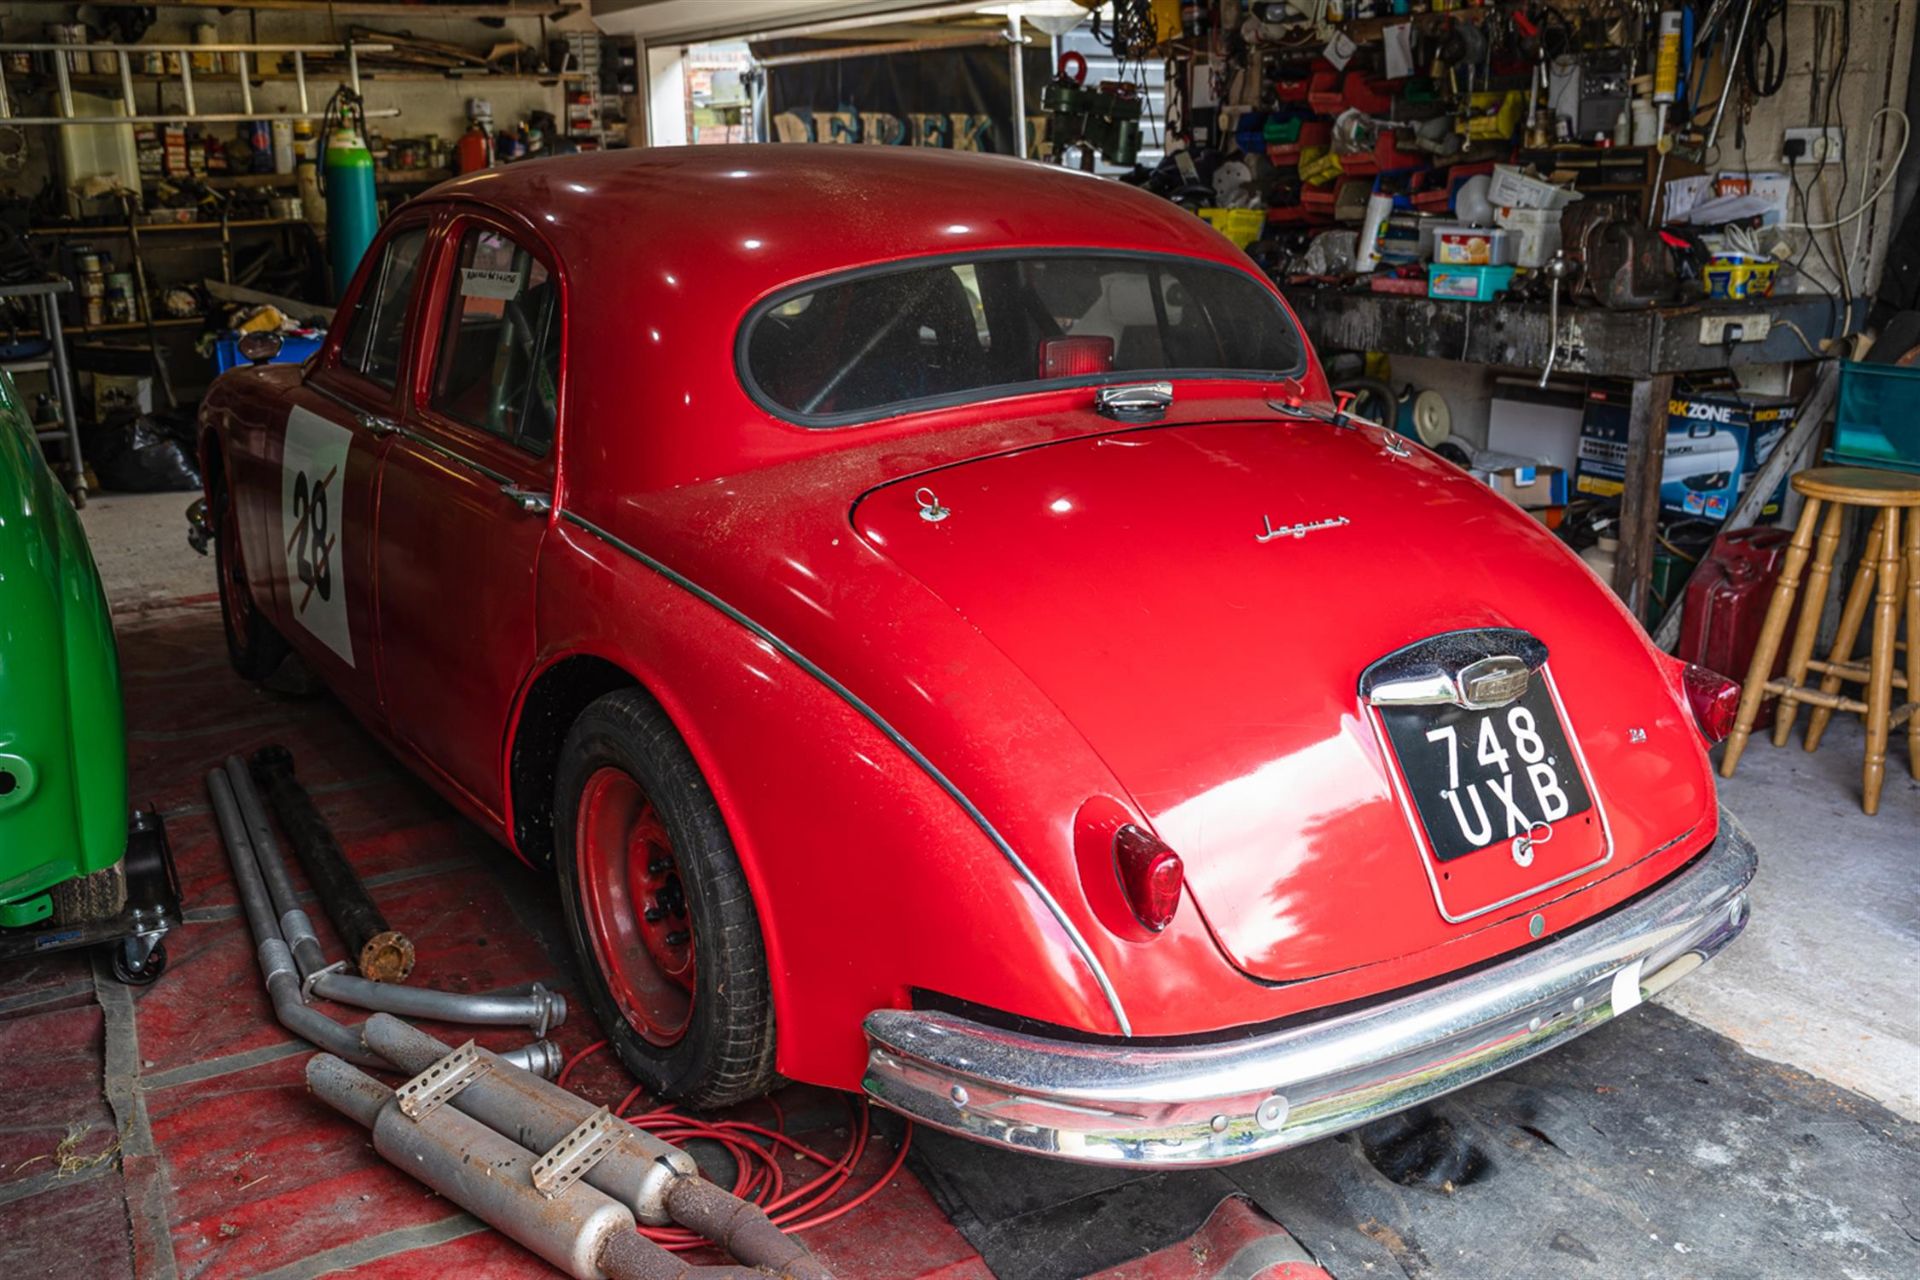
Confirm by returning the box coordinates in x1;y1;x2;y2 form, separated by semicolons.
426;227;560;455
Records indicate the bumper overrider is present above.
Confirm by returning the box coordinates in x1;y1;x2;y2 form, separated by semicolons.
863;810;1756;1166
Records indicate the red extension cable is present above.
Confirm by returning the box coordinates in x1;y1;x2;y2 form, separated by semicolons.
557;1041;913;1251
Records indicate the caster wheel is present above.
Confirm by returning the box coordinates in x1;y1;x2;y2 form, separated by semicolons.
112;938;167;986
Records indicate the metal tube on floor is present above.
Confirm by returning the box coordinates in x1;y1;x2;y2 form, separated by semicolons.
306;1055;769;1280
250;744;415;982
223;757;566;1034
208;768;563;1079
208;767;385;1069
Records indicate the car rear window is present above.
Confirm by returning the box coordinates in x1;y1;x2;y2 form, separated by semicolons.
739;253;1305;425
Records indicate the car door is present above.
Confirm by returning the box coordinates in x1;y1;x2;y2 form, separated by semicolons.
373;213;563;818
256;214;435;712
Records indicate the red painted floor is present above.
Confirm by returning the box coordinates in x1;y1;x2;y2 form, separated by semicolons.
0;598;1330;1279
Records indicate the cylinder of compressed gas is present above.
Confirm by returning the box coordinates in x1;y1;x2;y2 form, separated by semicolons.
323;106;378;300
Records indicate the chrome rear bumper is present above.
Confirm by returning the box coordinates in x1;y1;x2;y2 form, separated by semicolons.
863;811;1755;1167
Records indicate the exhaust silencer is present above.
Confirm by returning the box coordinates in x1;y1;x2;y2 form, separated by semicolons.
307;1054;775;1280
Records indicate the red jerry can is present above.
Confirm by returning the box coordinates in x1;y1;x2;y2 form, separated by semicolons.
1678;526;1798;709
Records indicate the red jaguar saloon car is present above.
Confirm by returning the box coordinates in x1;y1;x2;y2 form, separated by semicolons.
197;145;1755;1166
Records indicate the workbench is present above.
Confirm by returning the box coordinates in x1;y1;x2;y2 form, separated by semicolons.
1288;288;1861;620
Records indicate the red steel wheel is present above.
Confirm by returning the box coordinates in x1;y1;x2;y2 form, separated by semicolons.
575;766;696;1046
554;689;776;1108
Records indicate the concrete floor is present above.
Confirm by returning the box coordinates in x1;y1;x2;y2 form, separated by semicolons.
80;488;1920;1127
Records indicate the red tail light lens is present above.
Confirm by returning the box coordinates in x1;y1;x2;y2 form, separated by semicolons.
1114;824;1183;932
1683;664;1742;743
1038;335;1115;379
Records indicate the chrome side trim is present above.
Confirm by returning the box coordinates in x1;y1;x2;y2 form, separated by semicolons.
558;510;1133;1037
863;809;1756;1168
306;383;516;487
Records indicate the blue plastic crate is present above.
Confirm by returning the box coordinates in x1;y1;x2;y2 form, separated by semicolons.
213;331;324;374
1828;360;1920;474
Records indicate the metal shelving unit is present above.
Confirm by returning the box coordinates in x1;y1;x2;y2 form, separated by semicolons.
0;280;86;505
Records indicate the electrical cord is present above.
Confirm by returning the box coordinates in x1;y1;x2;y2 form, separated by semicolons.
1784;108;1910;232
1739;0;1788;101
557;1040;912;1251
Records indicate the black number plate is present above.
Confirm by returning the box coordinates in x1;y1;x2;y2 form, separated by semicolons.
1379;682;1593;863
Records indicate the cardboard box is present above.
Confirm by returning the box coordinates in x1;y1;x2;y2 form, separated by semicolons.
1576;386;1795;522
1489;463;1568;510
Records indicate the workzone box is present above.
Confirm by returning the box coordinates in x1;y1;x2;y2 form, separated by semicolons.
1576;386;1795;522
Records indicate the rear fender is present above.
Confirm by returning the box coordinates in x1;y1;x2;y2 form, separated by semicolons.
530;520;1118;1088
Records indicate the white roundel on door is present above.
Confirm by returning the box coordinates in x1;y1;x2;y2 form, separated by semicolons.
281;406;355;667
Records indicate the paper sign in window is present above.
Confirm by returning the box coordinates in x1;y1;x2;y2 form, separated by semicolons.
461;268;523;300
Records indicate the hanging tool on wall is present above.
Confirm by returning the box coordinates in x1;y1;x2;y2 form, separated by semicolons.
1042;50;1144;169
250;745;416;982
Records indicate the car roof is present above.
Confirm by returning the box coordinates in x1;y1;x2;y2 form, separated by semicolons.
433;144;1239;285
416;145;1291;490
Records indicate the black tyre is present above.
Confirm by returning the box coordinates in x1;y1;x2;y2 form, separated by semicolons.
554;689;776;1108
212;471;289;682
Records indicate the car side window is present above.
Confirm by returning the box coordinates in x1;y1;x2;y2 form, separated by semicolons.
339;228;428;388
428;227;560;455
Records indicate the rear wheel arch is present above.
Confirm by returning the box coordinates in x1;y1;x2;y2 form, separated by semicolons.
506;653;640;865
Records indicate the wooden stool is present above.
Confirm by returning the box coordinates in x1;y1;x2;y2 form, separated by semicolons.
1719;466;1920;814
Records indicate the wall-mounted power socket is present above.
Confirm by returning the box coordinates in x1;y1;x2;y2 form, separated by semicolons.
1784;126;1844;167
1700;315;1772;345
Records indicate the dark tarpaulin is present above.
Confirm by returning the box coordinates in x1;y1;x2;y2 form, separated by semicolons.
756;36;1051;157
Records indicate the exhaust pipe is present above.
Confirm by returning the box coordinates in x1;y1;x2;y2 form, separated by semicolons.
307;1054;770;1280
210;768;385;1069
362;1015;833;1280
223;757;566;1034
251;745;417;983
207;769;561;1078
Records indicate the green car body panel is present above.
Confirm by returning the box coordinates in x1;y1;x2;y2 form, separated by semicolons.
0;368;126;919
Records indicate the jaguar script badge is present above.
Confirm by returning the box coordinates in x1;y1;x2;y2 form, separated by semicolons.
1257;515;1351;543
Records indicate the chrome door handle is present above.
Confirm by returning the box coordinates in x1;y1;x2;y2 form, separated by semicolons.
500;484;552;515
355;412;398;437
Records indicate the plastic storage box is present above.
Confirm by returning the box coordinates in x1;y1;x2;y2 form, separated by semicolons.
1829;360;1920;474
1428;263;1516;301
1432;224;1513;266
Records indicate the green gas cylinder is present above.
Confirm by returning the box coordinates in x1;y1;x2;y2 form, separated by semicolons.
323;104;378;300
